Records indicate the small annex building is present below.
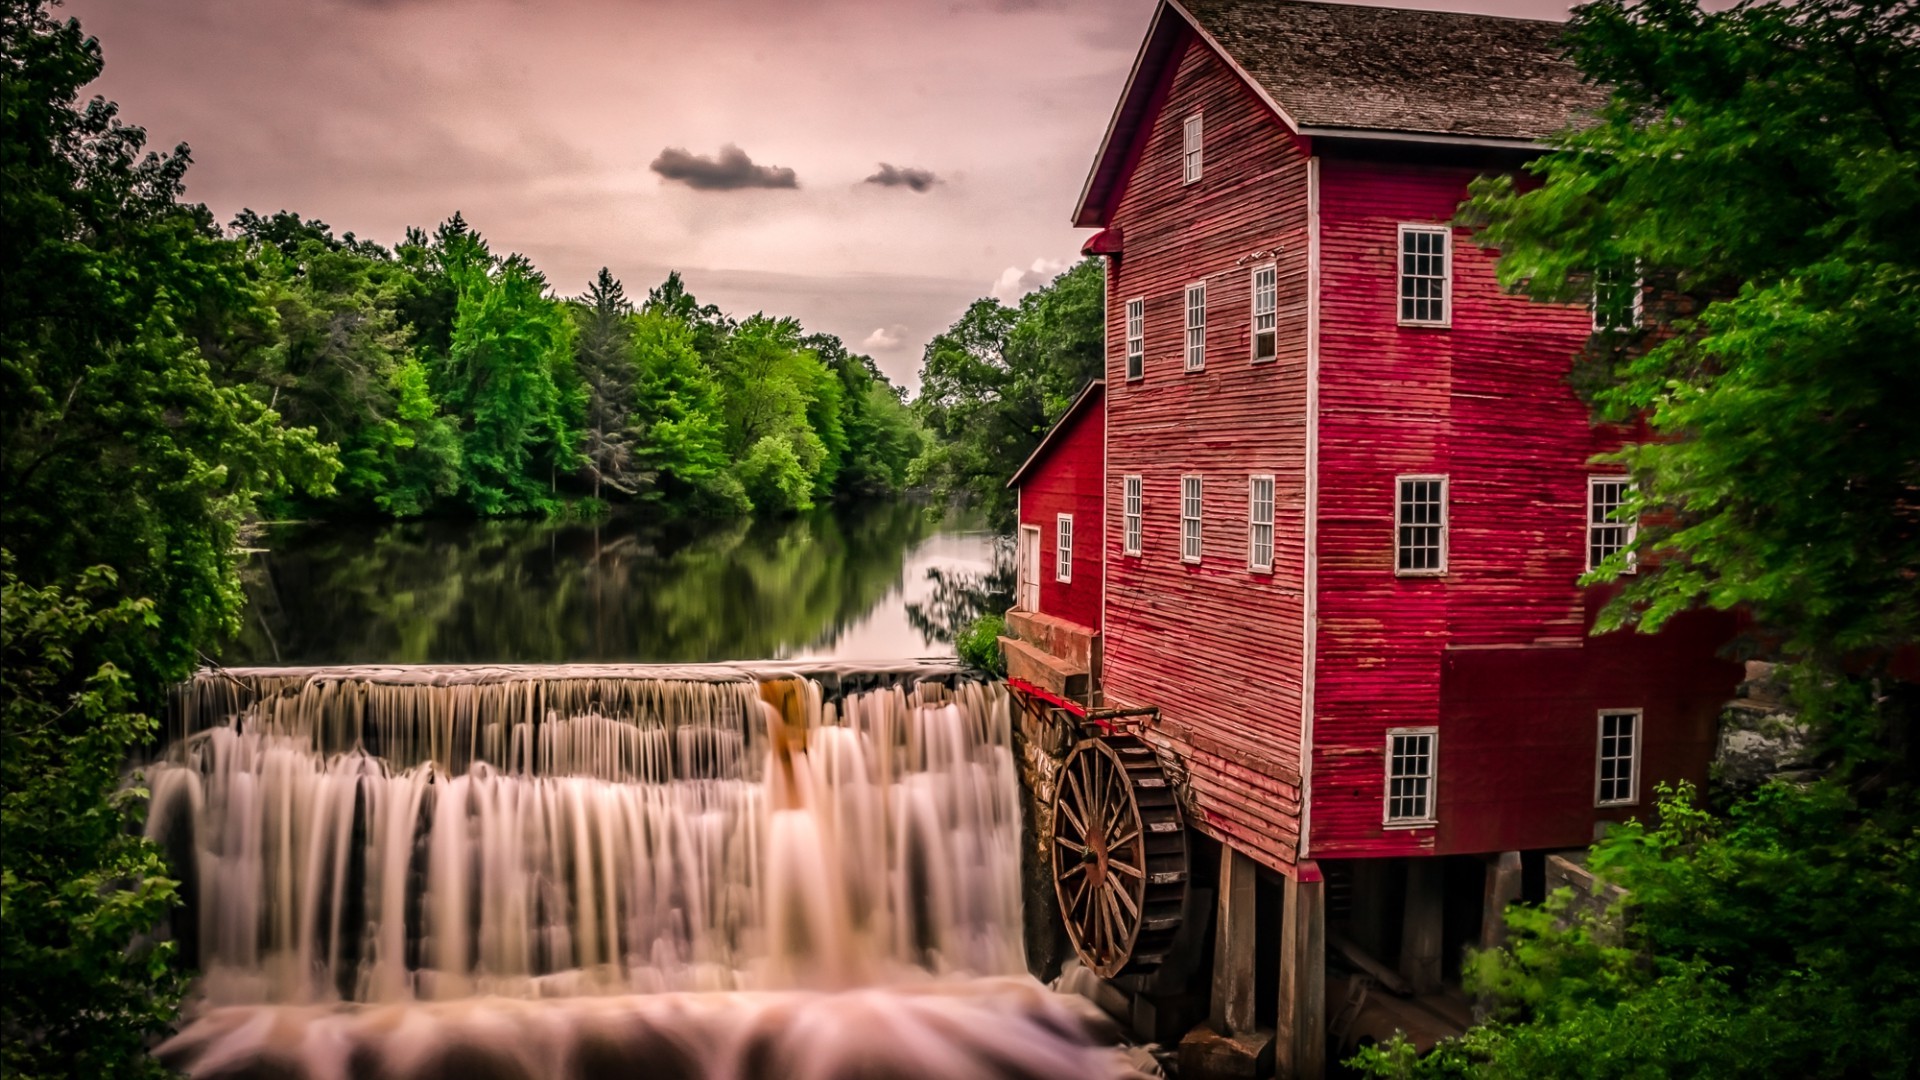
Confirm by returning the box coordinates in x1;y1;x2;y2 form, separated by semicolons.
1001;380;1105;711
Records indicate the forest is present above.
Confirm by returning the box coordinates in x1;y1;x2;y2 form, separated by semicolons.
221;210;925;520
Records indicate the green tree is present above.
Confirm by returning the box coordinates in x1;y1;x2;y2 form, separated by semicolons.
716;314;836;508
435;232;582;515
1;3;335;1073
629;308;743;514
573;268;647;500
913;258;1104;524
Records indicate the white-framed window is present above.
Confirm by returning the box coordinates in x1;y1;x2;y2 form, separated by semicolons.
1180;474;1202;563
1395;475;1448;576
1385;727;1438;826
1596;709;1641;806
1592;264;1643;332
1398;224;1451;327
1587;475;1638;573
1248;474;1275;572
1055;513;1073;583
1182;113;1203;184
1123;474;1143;556
1250;264;1277;362
1185;282;1206;370
1125;297;1145;380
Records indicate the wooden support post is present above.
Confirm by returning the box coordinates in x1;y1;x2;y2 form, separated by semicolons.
1210;846;1259;1036
1277;864;1326;1079
1480;851;1523;952
1400;858;1444;995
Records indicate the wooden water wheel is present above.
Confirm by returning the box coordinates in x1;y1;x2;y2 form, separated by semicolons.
1051;734;1188;978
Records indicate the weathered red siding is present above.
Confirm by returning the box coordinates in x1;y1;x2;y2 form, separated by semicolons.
1099;29;1313;872
1017;387;1105;631
1308;155;1740;857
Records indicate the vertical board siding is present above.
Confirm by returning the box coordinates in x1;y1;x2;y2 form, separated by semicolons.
1018;387;1106;632
1101;31;1312;871
1310;156;1740;858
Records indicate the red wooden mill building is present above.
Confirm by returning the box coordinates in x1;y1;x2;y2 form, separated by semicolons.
1002;1;1740;1075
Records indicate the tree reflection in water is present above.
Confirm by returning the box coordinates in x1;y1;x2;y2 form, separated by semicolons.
226;502;1013;665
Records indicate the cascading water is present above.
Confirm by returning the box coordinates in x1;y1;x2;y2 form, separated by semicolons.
144;664;1139;1080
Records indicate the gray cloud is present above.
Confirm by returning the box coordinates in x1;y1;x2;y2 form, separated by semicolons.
865;163;940;193
650;144;798;191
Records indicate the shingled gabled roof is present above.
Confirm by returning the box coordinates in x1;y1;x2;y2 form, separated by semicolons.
1075;0;1608;226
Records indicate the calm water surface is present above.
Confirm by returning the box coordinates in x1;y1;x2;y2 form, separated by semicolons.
223;501;1013;666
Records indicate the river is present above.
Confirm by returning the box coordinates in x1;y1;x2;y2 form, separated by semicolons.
223;501;1013;667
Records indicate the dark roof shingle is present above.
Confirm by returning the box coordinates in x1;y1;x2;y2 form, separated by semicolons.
1179;0;1607;140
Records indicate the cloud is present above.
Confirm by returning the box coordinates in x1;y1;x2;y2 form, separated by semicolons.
650;144;798;191
864;163;940;193
991;256;1072;304
862;324;908;350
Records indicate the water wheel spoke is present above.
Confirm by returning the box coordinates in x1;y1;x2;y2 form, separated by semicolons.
1057;798;1089;841
1055;834;1088;856
1101;884;1134;945
1110;877;1141;921
1107;857;1144;880
1058;859;1087;880
1066;767;1095;836
1107;822;1140;851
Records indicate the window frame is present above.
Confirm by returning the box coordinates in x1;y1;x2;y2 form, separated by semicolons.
1184;281;1207;371
1595;708;1643;807
1122;474;1143;557
1180;474;1203;564
1586;475;1639;574
1591;264;1644;332
1250;263;1278;363
1248;474;1275;573
1383;726;1439;827
1397;224;1452;328
1182;113;1203;185
1055;513;1073;583
1124;297;1145;381
1394;474;1449;577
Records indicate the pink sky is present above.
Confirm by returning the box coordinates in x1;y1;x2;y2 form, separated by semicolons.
67;0;1581;387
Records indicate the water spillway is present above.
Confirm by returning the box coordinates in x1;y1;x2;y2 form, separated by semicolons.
145;664;1136;1080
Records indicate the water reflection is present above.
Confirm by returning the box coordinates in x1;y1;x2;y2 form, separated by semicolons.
225;502;1014;666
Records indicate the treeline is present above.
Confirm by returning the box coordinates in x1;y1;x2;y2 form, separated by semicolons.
231;210;922;519
910;257;1105;525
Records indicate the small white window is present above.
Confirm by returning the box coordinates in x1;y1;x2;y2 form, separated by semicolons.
1182;113;1203;184
1123;475;1143;556
1055;514;1073;583
1248;475;1274;572
1125;298;1145;380
1250;265;1277;362
1587;476;1638;573
1185;282;1206;371
1395;475;1447;576
1180;475;1202;563
1592;265;1643;332
1596;710;1641;806
1398;225;1450;327
1385;728;1438;826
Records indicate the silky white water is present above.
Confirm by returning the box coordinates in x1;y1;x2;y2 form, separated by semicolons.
146;665;1137;1080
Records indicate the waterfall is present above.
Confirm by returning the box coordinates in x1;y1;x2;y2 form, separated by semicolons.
144;664;1138;1080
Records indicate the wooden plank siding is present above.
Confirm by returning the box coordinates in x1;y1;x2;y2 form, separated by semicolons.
1099;29;1313;872
1016;385;1105;632
1309;155;1741;858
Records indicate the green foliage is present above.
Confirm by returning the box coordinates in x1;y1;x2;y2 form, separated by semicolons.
629;308;742;513
1;562;182;1080
955;613;1008;676
572;268;646;499
737;434;816;514
913;259;1105;524
1352;782;1920;1079
1460;0;1920;752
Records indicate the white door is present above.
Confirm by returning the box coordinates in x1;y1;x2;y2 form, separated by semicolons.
1017;525;1042;611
